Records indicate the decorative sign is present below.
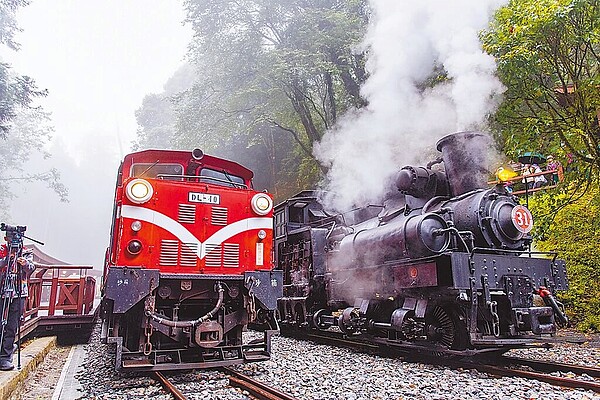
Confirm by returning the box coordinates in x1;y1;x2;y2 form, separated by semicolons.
188;192;220;204
256;243;264;266
511;205;533;233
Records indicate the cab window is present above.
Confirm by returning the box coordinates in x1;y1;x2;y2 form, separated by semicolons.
199;168;246;188
131;163;183;179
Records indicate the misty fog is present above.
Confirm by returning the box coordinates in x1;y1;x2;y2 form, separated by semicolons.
9;136;120;267
1;1;191;269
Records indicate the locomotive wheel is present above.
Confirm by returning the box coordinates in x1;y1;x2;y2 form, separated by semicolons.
425;305;468;350
312;309;330;330
338;307;360;335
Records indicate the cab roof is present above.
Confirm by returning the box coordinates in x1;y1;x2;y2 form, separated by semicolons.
121;149;254;181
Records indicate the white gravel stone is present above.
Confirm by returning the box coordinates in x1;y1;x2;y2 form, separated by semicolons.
67;324;600;400
232;331;600;400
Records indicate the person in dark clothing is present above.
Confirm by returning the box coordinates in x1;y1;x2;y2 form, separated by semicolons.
0;242;35;371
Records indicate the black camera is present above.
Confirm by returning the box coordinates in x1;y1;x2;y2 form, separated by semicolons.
0;223;27;247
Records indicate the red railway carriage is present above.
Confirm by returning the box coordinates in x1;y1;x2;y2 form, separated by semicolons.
101;148;282;371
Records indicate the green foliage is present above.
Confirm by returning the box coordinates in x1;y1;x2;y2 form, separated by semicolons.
1;0;47;136
133;64;195;151
482;0;600;182
527;183;600;331
0;63;48;136
134;1;370;195
0;107;68;216
169;0;369;193
483;0;600;331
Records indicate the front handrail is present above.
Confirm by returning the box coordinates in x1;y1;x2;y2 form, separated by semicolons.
488;169;560;196
468;247;558;262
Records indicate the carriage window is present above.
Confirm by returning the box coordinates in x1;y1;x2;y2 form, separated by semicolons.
131;163;184;179
289;203;306;223
199;168;245;188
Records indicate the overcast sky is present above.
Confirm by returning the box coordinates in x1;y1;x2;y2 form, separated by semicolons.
2;0;192;267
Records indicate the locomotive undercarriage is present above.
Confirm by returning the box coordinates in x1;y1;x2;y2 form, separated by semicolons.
277;240;569;354
102;267;281;371
281;293;562;355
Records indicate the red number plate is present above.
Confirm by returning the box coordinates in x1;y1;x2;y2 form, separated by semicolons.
511;205;533;233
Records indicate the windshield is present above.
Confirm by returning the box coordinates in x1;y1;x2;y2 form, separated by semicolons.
131;163;183;179
199;168;245;188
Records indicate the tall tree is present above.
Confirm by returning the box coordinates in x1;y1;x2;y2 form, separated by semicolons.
0;0;47;136
133;64;195;151
482;0;600;180
0;0;65;213
177;0;369;194
0;107;67;216
483;0;600;332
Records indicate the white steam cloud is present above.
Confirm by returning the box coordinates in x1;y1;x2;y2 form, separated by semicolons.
315;0;507;211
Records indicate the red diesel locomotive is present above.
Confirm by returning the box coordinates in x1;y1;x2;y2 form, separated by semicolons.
101;148;282;371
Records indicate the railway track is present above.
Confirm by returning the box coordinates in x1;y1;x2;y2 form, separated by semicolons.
499;355;600;377
152;371;189;400
221;366;299;400
455;357;600;393
282;327;600;393
153;368;299;400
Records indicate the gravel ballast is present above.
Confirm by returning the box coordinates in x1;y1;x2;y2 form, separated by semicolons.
19;325;599;400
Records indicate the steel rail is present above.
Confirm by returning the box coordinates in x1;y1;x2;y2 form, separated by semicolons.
467;362;600;393
222;367;299;400
152;371;188;400
499;356;600;378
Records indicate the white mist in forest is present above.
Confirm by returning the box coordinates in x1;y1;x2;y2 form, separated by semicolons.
315;0;506;212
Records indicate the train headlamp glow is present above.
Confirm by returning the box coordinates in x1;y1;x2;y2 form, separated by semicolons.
125;179;153;204
251;193;273;215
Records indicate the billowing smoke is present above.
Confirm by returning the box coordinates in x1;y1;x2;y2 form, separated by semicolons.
315;0;506;212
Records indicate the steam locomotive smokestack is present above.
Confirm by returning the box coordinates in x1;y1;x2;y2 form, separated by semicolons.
436;131;493;197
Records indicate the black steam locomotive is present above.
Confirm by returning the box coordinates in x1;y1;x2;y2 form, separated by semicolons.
274;131;568;353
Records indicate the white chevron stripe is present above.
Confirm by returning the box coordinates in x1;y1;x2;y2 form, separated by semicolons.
121;205;271;259
204;218;272;258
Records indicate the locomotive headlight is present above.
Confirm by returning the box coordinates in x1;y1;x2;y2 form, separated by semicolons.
126;239;143;255
125;179;153;204
131;220;142;232
257;229;267;240
251;193;273;215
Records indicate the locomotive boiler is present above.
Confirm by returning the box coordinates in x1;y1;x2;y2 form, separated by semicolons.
275;131;568;352
101;149;282;371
